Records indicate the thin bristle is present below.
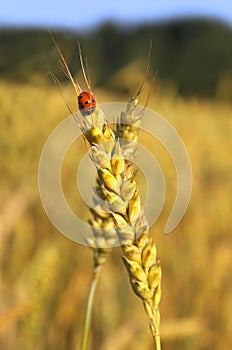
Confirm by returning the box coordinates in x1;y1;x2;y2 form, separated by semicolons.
142;69;158;111
134;38;153;99
50;32;82;97
85;56;92;91
78;42;92;92
49;71;76;117
59;60;72;80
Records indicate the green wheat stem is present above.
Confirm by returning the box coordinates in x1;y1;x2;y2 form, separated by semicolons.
80;264;102;350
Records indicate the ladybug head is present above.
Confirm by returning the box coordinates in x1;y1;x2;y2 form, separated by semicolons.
78;91;96;115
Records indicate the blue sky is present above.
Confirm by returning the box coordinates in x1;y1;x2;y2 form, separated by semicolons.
0;0;232;29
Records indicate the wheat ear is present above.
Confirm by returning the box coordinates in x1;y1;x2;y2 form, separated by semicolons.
76;103;162;349
51;37;161;348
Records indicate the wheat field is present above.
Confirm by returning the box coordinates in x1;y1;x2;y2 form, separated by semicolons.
0;77;231;350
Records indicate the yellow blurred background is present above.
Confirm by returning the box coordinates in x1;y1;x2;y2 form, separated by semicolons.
0;22;232;350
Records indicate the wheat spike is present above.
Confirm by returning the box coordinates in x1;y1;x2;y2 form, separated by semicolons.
78;102;162;347
52;36;161;347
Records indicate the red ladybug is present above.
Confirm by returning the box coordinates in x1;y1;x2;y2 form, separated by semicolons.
78;91;96;115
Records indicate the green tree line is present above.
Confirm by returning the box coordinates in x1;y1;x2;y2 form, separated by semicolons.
0;18;231;97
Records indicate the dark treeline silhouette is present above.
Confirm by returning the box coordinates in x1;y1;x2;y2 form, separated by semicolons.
0;18;231;98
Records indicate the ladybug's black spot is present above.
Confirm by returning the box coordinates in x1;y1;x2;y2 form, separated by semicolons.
92;99;95;102
78;95;83;99
85;101;88;104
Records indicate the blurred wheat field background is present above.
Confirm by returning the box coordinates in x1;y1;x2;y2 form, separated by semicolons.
0;24;232;350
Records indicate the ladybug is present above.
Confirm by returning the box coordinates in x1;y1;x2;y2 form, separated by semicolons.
78;91;96;115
